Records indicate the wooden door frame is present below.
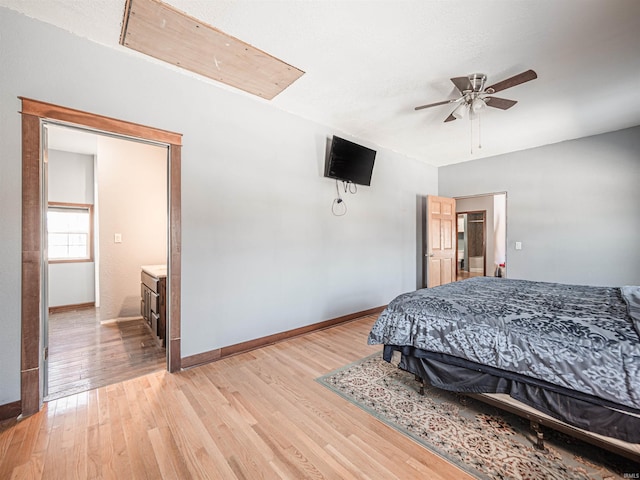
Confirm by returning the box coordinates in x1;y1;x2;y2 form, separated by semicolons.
20;97;182;416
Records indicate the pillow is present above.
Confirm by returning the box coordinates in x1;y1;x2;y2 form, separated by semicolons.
621;286;640;338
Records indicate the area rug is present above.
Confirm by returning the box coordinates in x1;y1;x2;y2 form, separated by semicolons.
317;352;640;480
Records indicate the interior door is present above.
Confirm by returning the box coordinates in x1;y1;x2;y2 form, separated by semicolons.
425;195;456;288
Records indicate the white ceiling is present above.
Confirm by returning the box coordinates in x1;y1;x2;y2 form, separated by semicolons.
3;0;640;167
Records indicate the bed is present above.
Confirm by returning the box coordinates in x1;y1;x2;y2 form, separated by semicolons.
367;277;640;462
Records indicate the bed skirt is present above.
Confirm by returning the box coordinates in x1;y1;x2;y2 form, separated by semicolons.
384;345;640;444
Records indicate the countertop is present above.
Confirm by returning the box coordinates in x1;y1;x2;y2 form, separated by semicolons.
141;264;167;278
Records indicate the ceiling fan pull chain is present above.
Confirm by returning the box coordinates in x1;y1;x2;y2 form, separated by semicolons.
478;113;482;150
470;114;474;155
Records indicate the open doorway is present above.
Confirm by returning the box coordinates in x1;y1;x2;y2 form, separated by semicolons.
44;124;168;400
419;192;506;289
20;97;182;417
456;211;486;281
455;193;507;281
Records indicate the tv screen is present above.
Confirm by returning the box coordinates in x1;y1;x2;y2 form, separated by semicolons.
325;136;376;186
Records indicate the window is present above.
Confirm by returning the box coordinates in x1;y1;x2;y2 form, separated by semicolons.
47;203;93;262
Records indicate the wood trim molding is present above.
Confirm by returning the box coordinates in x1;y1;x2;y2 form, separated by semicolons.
0;401;21;422
181;306;386;369
168;145;181;373
48;302;95;315
19;97;182;146
20;97;182;416
21;112;42;417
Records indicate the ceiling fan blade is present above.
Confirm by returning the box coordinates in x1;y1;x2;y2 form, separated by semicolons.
450;76;472;94
414;99;455;111
484;97;518;110
444;113;456;122
485;69;537;93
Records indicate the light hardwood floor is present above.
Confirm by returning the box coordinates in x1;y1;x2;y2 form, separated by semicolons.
0;315;472;479
456;271;484;282
46;308;166;401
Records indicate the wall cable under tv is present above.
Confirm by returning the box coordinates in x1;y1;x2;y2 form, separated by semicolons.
331;179;352;216
324;135;376;216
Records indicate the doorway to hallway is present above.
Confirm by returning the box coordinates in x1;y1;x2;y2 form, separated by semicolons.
20;97;183;417
455;193;507;281
456;210;486;281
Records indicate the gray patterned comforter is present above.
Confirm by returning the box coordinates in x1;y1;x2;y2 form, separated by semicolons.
368;277;640;410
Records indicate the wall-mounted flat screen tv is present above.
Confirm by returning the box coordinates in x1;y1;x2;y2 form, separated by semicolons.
324;136;376;186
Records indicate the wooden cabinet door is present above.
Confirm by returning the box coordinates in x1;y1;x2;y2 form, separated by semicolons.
425;195;456;288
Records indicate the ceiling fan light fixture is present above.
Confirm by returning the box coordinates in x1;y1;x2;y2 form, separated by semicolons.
471;97;486;113
452;102;468;119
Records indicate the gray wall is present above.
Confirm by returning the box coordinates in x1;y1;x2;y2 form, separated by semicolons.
440;126;640;286
0;8;438;405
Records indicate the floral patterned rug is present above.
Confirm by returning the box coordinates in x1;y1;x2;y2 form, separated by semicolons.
317;352;640;480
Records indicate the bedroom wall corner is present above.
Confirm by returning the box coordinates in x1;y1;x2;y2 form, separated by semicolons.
438;126;640;286
0;6;439;402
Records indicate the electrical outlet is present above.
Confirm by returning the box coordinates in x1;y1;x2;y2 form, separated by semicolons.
114;233;122;243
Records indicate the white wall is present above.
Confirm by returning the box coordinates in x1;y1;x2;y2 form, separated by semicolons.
440;127;640;286
96;136;167;321
493;193;506;273
0;8;438;405
48;263;96;307
47;149;95;307
47;149;94;204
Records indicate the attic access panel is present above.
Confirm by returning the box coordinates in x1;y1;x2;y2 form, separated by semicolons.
120;0;304;100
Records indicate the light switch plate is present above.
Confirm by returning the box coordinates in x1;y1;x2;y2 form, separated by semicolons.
515;241;522;250
114;233;122;243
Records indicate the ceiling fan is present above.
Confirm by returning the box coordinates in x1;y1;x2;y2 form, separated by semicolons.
415;69;537;122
